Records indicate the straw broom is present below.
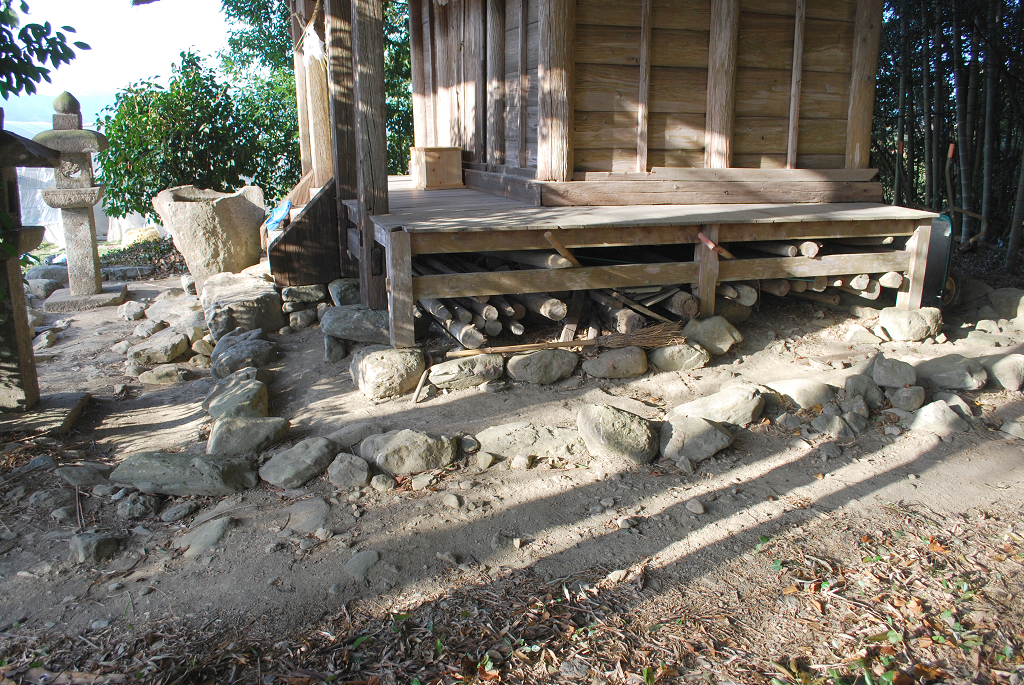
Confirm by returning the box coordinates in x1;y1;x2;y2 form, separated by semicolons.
445;322;686;359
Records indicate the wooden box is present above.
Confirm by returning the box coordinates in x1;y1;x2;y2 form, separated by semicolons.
410;147;463;190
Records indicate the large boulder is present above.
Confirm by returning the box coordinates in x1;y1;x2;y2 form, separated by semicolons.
357;429;457;475
350;345;425;399
206;379;268;419
428;354;504;389
126;329;189;365
648;343;710;372
210;328;279;379
110;452;258;496
474;422;587;462
666;383;764;427
320;304;390;344
326;421;386;451
577;404;658;464
506;349;578;384
872;354;916;388
144;295;203;324
914;355;987;391
152;185;265;292
979;354;1024;391
26;264;69;284
660;415;734;470
259;437;336;488
581;347;648;379
909;401;969;437
681;316;743;355
202;366;272;411
328;278;361;306
878;307;942;342
200;272;285;341
988;288;1024;319
206;417;290;455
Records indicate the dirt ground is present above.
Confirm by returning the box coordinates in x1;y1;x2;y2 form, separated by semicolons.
0;275;1022;684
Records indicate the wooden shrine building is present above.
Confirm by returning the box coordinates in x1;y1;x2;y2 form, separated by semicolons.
269;0;944;349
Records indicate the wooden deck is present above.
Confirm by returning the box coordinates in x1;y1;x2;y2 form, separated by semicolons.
344;176;940;348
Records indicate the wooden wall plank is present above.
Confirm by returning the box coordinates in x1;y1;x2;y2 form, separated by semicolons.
652;0;712;30
649;66;709;113
739;0;856;23
539;179;883;205
651;29;710;67
538;0;576;180
574;25;641;65
787;0;805;169
575;111;704;148
517;0;529;165
733;152;845;168
734;116;846;156
648;149;706;167
325;0;358;277
409;0;427;148
735;69;848;118
466;0;487;162
269;180;343;286
487;0;506;165
803;19;853;72
636;0;653;172
704;0;740;168
845;0;882;168
738;12;794;70
575;63;642;112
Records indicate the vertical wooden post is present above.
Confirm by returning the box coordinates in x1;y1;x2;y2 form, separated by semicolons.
537;0;575;181
846;0;883;169
426;0;438;145
292;0;313;177
635;0;652;173
306;27;335;187
466;0;486;162
448;1;463;150
704;0;740;169
786;0;805;169
325;0;358;277
517;0;528;167
897;222;932;309
352;0;389;310
696;226;720;318
486;0;506;165
434;2;452;146
409;0;428;148
387;229;416;347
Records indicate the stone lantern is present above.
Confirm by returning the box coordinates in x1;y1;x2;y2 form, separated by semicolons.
33;92;126;312
0;109;59;410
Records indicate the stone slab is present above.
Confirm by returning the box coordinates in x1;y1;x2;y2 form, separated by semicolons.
0;392;90;436
43;283;128;312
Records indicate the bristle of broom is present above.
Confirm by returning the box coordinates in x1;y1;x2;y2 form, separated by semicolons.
596;322;686;349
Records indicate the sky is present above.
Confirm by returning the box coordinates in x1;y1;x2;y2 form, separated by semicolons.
3;0;232;138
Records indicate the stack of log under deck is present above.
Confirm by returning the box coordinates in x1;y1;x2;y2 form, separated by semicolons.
411;235;909;349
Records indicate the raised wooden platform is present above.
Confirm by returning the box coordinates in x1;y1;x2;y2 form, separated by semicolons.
345;177;939;348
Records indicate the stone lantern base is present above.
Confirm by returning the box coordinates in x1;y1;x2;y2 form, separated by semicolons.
43;282;128;313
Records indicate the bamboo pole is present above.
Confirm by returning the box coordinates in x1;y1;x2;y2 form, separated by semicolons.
759;279;791;297
509;292;568;321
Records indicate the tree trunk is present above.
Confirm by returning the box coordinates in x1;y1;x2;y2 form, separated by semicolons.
894;11;908;205
1005;149;1024;271
921;4;932;208
954;18;974;242
932;12;944;209
982;6;999;232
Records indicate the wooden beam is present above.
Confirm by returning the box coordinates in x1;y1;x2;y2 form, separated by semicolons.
636;0;652;173
463;168;542;205
387;230;416;347
425;0;438;145
897;223;930;309
413;261;701;299
717;252;910;281
293;1;313;176
517;0;528;167
577;168;880;182
408;0;427;148
306;37;334;187
325;0;358;200
352;0;389;310
696;225;720;316
537;0;575;180
539;180;884;206
704;0;740;168
486;0;505;165
846;0;883;169
786;0;805;169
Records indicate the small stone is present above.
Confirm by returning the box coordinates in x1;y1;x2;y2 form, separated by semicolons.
358;429;457;475
667;382;764;427
206;378;268;419
108;581;124;592
138;365;188;385
845;324;882;344
282;284;327;303
660;415;733;470
577;404;658;464
350;345;425;399
29;488;75;510
429;354;505;389
616;516;634;529
328;583;340;594
345;549;380;581
581;346;648;379
206;416;290;456
872;354;916;388
810;414;855;440
476;451;495;470
91;620;110;630
648;343;710;372
176;517;234;559
117;301;147;321
879;307;942;341
979;354;1024;391
51;505;73;520
685;499;705;515
845;374;884;409
765;379;835;409
160;501;199;522
818;442;843;459
775;413;802;428
260;437;337;488
133;319;167;339
93;484;118;496
290;309;318;329
443;493;462;509
328;278;361;307
110;340;132;355
934;392;974;420
54;465;110;487
192;338;215;356
32;329;56;351
370;474;395;491
320;304;389;344
411;473;435;490
327;453;371;488
511;454;533;470
70;533;119;564
839;394;869;418
884;425;901;436
117;493;162;519
324;335;348;363
461;435;480;453
681;316;743;355
325;421;386;451
886;386;926;412
909;401;969;437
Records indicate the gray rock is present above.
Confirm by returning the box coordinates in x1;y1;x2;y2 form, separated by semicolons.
461;435;480;453
577;404;658;464
845;324;882;344
878;307;942;342
979;354;1024;391
886;386;925;412
326;421;386;451
842;411;869;434
181;273;197;295
29;489;75;510
206;417;290;456
975;319;1001;334
666;383;764;427
960;278;994;302
210;331;278;379
70;533;118;564
202;366;271;410
505;349;578;384
371;474;395;491
285;498;330;533
282;300;311;314
138;365;188;385
133;319;166;338
934;392;974;420
328;278;361;307
328;453;371;487
27;264;69;284
685;499;705;514
126;329;190;365
175;517;234;559
476;452;495;469
1000;420;1024;439
845;373;884;410
259;437;337;488
965;331;1009;347
110;340;132;355
914;355;987;391
714;296;751;324
325;336;348;362
840;394;870;418
581;346;648;379
206;378;268;419
153;185;264;293
811;414;855;439
28;278;62;299
988;288;1024;319
200;271;285;341
289;309;318;329
429;354;504;389
25;306;43;327
320;304;390;344
50;505;72;521
909;401;969;436
872;354;916;388
160;501;199;522
117;493;162;518
358;429;457;475
775;412;803;428
659;415;733;470
54;465;110;487
282;284;327;303
144;295;203;324
648;343;710;372
443;493;462;509
681;316;743;355
511;454;533;469
192;338;214;356
475;422;587;461
110;452;258;496
765;379;834;409
818;442;843;459
346;549;379;581
32;329;55;351
349;345;425;399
